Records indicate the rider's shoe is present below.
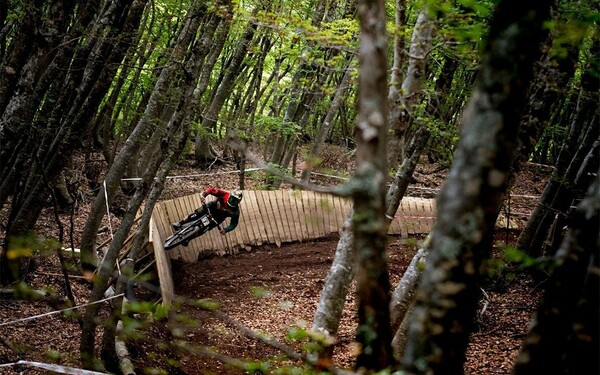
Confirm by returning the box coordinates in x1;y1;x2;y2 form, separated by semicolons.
172;222;182;231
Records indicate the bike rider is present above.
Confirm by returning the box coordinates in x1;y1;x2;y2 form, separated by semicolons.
172;187;243;235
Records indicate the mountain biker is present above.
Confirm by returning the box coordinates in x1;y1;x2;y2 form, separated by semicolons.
172;187;243;235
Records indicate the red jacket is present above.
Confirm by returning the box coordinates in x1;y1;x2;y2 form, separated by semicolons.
200;187;240;233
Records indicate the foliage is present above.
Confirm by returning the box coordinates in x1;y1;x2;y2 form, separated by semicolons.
483;244;555;291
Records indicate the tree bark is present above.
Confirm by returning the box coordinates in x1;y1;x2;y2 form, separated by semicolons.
194;10;257;165
301;63;354;182
400;0;552;372
311;216;355;339
509;7;586;186
513;177;599;375
79;0;206;271
387;10;435;167
353;0;394;371
517;58;599;256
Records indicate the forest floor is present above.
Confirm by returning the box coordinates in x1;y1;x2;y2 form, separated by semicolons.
0;145;553;374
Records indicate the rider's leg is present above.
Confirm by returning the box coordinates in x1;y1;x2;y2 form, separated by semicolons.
172;206;205;230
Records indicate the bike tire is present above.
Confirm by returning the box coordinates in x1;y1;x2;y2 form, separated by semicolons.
164;225;200;250
164;233;186;250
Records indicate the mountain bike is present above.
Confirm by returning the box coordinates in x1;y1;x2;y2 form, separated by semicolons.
163;203;220;250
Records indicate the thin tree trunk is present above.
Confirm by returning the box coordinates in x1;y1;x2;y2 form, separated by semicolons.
301;64;354;182
194;11;257;165
80;0;206;271
353;0;394;370
387;11;435;167
517;60;599;256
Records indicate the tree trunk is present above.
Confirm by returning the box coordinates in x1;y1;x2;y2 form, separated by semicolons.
400;0;552;372
301;64;354;182
353;0;394;370
389;244;428;351
387;11;435;167
509;11;585;186
0;0;133;285
311;216;355;340
194;11;257;165
310;2;437;358
513;177;599;375
79;0;206;271
82;94;193;368
0;0;40;111
517;58;599;256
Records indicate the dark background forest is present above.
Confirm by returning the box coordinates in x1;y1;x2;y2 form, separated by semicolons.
0;0;598;374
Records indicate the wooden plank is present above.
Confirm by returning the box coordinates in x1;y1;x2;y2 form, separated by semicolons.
412;198;421;234
233;200;250;250
247;190;268;244
255;190;275;243
420;199;432;233
320;194;331;236
265;191;287;247
276;190;294;242
320;193;333;234
152;204;169;244
242;191;262;245
428;199;436;230
290;190;306;240
270;190;288;245
309;190;321;237
327;194;338;232
300;191;314;238
281;190;299;241
317;193;330;236
312;191;324;237
288;190;306;241
332;195;347;233
150;218;174;307
416;198;425;233
240;200;258;246
311;191;323;237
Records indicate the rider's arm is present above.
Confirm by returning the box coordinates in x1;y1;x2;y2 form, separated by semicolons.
200;187;219;203
202;187;224;197
223;212;239;233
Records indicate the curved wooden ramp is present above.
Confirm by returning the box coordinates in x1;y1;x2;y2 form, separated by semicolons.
148;190;518;306
150;190;436;262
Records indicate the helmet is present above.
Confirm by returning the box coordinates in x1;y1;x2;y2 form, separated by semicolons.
227;189;243;207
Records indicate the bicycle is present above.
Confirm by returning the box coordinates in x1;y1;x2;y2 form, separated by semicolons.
163;203;221;250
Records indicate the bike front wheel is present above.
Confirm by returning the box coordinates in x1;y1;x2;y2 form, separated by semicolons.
164;233;186;250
